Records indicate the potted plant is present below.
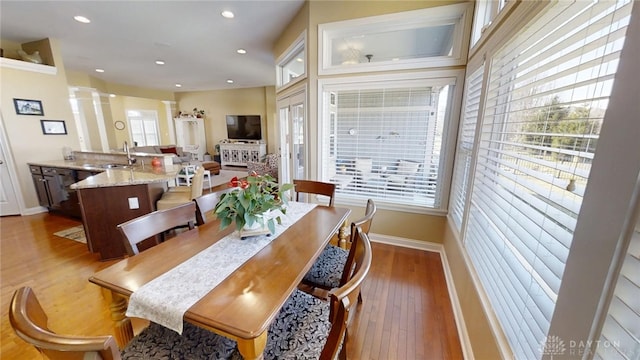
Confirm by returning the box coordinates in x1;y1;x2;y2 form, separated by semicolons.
214;173;294;235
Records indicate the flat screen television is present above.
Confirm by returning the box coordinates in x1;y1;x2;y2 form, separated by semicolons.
225;115;262;141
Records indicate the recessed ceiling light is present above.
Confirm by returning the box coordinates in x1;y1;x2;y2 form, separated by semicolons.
226;79;234;84
109;94;116;98
237;49;247;54
175;84;182;88
74;15;91;24
392;57;400;61
221;10;234;19
155;60;165;65
95;68;105;73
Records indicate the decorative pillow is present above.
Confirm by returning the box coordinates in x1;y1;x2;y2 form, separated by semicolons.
160;146;178;155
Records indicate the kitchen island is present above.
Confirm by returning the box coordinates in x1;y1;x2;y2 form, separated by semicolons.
71;165;179;260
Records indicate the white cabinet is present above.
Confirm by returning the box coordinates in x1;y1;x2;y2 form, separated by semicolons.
219;143;266;167
174;117;206;161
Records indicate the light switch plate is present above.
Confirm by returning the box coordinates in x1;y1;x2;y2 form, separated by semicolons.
128;197;139;209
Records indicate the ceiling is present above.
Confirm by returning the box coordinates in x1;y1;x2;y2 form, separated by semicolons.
0;1;306;92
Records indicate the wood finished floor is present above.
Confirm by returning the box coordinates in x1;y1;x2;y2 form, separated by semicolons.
0;211;463;359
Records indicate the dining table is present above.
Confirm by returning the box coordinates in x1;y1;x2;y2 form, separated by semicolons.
89;203;350;360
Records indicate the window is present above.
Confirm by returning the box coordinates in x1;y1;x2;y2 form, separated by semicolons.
319;71;461;212
470;0;508;46
276;31;306;91
127;110;159;146
595;217;640;359
449;65;483;231
318;3;472;75
459;1;633;358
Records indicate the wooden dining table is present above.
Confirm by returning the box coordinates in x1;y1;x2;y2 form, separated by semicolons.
89;204;350;360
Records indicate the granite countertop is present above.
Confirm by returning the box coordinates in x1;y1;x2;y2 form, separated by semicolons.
28;160;180;189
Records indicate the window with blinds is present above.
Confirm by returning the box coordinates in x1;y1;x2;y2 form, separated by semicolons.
595;220;640;359
449;66;483;230
127;110;159;146
320;77;457;210
462;0;633;358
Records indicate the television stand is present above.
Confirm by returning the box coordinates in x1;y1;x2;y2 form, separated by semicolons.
219;142;266;167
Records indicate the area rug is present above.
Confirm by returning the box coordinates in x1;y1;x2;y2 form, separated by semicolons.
53;225;87;244
208;170;248;189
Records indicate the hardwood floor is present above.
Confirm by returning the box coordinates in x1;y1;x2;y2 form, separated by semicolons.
0;211;463;359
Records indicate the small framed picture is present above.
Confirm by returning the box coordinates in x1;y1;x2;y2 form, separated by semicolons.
13;98;44;116
40;120;67;135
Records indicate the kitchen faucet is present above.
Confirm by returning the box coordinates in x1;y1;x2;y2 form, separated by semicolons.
123;141;137;166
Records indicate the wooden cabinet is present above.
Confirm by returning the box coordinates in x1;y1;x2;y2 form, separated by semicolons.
28;165;83;218
219;143;266;167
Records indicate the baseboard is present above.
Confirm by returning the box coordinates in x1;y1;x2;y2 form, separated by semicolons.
22;206;49;216
369;232;474;360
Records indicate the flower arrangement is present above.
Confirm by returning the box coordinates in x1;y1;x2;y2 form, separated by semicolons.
214;173;294;234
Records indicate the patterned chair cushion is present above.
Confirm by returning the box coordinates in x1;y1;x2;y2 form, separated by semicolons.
302;245;349;289
261;289;331;359
122;321;237;359
122;289;330;360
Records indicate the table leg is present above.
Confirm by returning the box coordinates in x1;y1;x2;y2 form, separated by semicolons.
338;219;349;249
237;331;267;360
107;291;134;349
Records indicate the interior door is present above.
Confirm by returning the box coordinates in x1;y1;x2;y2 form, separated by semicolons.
277;90;306;184
0;115;21;216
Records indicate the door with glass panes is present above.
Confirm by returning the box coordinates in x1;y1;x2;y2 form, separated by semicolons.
276;90;306;184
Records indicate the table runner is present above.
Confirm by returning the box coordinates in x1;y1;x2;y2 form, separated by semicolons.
125;202;317;334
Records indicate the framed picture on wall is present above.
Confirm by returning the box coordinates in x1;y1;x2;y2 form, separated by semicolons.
13;98;44;116
40;120;67;135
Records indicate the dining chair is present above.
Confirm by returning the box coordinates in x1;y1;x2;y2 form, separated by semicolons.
156;165;204;210
302;199;376;300
9;286;122;360
293;179;336;206
175;164;212;191
9;286;237;360
117;202;196;256
257;227;373;359
193;188;233;226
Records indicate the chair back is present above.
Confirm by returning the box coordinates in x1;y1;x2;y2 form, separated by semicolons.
194;188;233;226
320;228;372;360
9;286;121;360
118;202;196;256
293;179;336;206
189;166;205;200
341;199;377;286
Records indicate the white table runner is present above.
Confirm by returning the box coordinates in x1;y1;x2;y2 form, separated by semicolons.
125;202;317;334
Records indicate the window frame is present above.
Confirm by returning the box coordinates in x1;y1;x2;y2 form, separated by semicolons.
317;69;463;214
318;3;473;76
126;109;159;146
276;30;307;92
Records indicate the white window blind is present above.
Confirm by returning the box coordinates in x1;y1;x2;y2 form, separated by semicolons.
595;219;640;360
463;1;633;358
321;77;456;210
450;66;483;230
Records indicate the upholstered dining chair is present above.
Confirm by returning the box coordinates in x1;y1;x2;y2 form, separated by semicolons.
9;286;236;360
302;198;376;301
156;165;204;210
117;202;196;256
293;179;336;206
